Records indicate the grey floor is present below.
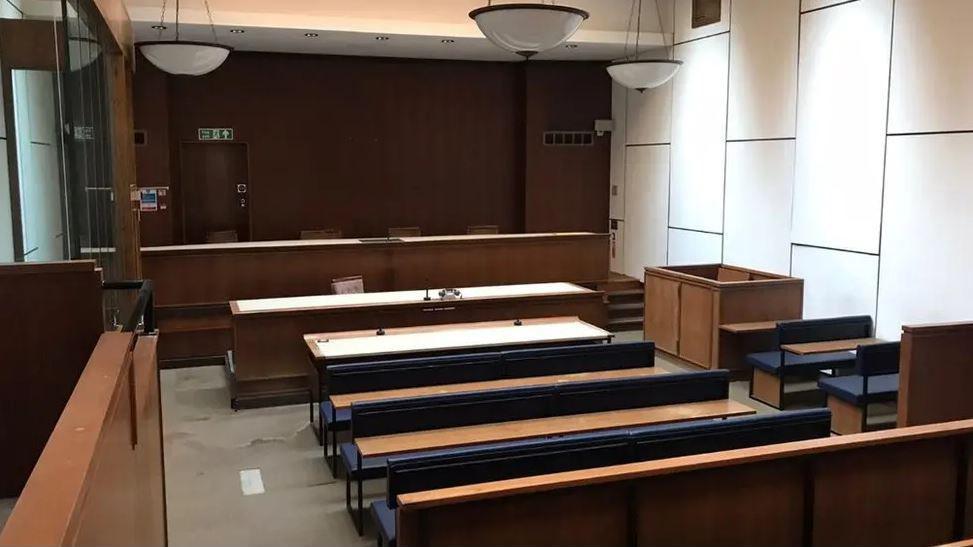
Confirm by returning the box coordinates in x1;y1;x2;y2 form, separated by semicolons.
159;330;778;546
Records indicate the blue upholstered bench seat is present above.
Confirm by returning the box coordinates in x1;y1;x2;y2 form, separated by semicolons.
339;442;388;480
371;501;396;546
321;402;351;431
818;373;899;405
747;350;856;375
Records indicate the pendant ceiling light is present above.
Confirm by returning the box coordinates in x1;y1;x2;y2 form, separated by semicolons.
469;1;589;59
137;0;231;76
607;0;682;92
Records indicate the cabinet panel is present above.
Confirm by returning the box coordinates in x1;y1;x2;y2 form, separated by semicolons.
679;284;715;368
644;274;680;354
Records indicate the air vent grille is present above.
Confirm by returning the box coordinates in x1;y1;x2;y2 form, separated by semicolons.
543;131;594;147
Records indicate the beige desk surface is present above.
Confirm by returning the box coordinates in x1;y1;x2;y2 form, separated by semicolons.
330;367;665;410
356;399;756;458
719;321;780;334
143;232;598;253
304;316;611;361
781;338;883;355
231;282;592;314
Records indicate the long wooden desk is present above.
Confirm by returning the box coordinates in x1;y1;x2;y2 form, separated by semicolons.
781;337;883;355
330;367;666;410
356;400;755;459
142;232;609;364
230;284;606;407
395;419;973;547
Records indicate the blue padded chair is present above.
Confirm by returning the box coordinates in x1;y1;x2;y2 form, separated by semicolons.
818;342;900;433
747;316;872;409
371;409;831;547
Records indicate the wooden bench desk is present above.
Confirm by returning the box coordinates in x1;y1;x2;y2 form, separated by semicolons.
329;367;666;410
355;400;756;459
782;338;883;355
719;321;780;334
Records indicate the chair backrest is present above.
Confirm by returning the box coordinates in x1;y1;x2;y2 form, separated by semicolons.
467;225;500;235
351;371;728;438
351;385;555;438
205;230;238;243
300;228;343;240
630;408;831;460
325;352;502;395
855;342;901;377
500;342;655;378
385;409;832;508
553;371;729;415
331;275;364;294
777;316;873;346
389;226;421;237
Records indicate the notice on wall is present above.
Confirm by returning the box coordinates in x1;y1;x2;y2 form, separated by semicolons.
198;128;235;141
138;187;169;212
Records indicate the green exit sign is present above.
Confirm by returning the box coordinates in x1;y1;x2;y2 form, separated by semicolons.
198;128;234;141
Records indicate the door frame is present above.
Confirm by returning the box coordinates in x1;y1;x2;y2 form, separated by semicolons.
177;140;252;244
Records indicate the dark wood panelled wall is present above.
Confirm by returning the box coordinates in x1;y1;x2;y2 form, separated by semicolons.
133;52;611;246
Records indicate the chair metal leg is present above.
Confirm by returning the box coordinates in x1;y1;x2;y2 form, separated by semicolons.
357;453;365;535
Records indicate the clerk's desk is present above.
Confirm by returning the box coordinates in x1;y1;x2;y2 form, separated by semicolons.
231;283;607;408
142;232;609;364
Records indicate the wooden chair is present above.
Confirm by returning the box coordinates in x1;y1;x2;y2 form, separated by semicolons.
205;230;238;243
467;225;500;235
331;275;364;295
388;226;421;238
300;228;343;240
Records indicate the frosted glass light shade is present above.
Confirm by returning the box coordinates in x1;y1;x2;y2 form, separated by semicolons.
470;3;589;58
138;41;232;76
607;59;683;91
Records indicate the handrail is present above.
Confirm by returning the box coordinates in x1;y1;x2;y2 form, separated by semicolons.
102;279;155;332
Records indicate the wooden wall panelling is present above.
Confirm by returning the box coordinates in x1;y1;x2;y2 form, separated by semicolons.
0;20;63;71
524;62;611;233
0;261;104;497
643;274;680;354
899;322;973;427
677;284;714;368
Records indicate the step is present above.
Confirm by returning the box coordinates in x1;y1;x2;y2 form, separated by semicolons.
608;302;644;313
606;288;644;297
609;316;644;330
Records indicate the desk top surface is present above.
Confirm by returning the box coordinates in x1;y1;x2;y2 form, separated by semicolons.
232;282;592;315
330;367;665;410
142;231;601;254
719;321;780;334
356;399;755;458
304;316;611;361
781;338;884;355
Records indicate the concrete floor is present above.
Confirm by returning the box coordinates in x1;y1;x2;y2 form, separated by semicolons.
160;330;777;546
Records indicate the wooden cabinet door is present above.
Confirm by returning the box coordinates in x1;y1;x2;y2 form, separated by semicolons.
679;284;714;368
644;275;680;354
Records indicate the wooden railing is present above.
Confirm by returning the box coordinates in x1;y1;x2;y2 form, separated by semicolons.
0;332;166;546
397;418;973;547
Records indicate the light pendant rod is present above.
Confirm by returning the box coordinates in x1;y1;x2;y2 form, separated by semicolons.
138;0;232;76
606;0;682;92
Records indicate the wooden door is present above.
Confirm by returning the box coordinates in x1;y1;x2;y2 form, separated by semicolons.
180;143;250;244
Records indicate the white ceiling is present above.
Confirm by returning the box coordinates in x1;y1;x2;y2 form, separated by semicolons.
125;0;671;62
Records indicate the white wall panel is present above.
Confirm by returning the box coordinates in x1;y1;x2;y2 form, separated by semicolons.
625;84;672;146
876;134;973;339
792;245;878;320
669;34;728;233
728;0;799;140
667;229;722;266
801;0;853;11
0;146;13;262
723;140;794;275
610;82;627;219
792;0;892;254
674;0;730;44
888;0;973;134
1;0;23;17
27;70;56;145
623;145;669;278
